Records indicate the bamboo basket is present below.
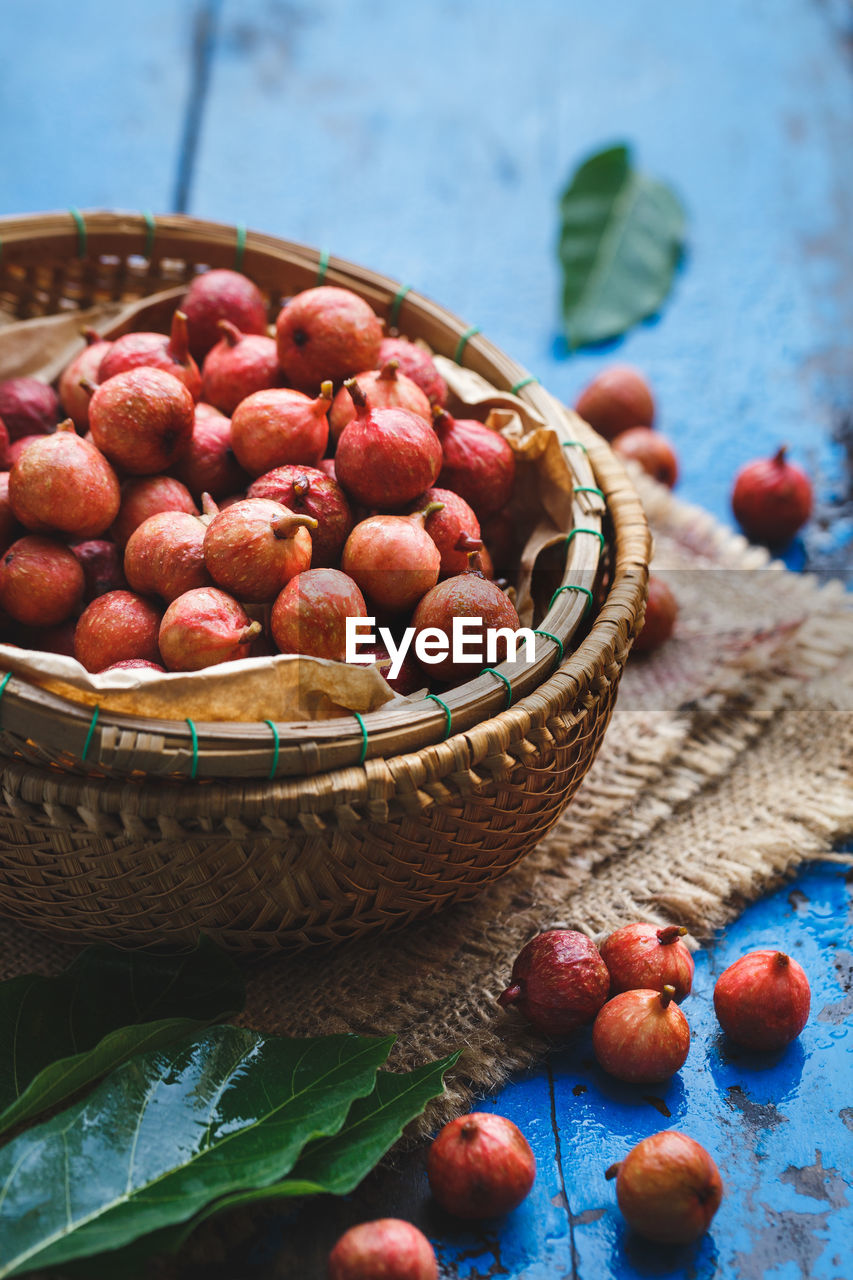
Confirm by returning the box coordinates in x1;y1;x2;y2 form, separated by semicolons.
0;211;650;953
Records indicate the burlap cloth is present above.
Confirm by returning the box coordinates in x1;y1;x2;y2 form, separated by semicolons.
0;472;851;1137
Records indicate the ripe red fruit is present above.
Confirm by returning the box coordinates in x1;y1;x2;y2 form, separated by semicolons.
0;536;84;626
58;330;112;431
88;367;195;475
606;1132;722;1244
71;539;128;600
98;311;202;401
159;587;262;671
74;590;163;672
327;1219;437;1280
172;403;249;501
248;465;353;569
102;658;166;673
335;381;443;510
111;475;199;548
498;930;610;1035
328;359;432;445
731;445;813;546
275;285;383;393
574;365;655;441
378;336;448;406
124;511;212;602
0;377;59;440
7;436;44;467
411;563;520;683
271;569;366;661
427;1113;535;1219
9;422;120;538
600;923;694;1001
230;385;332;476
632;574;677;655
593;987;690;1083
433;408;516;519
182;269;268;362
612;426;679;487
341;508;442;613
203;498;316;603
200;320;282;414
713;950;810;1050
408;487;481;578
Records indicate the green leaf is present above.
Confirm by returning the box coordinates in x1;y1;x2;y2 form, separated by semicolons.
0;1026;394;1277
0;938;244;1138
558;143;686;348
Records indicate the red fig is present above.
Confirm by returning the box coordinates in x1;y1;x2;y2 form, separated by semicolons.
124;510;213;602
335;380;442;510
378;336;448;406
606;1132;723;1244
182;268;268;362
74;590;163;672
0;536;84;626
408;487;481;577
111;475;199;548
271;568;367;661
713;950;810;1050
58;330;112;431
600;923;694;1001
71;539;128;600
158;587;262;671
328;359;431;445
98;311;202;400
9;421;120;538
328;1219;437;1280
275;285;383;393
574;365;655;441
0;378;59;440
593;987;691;1083
247;465;353;569
101;658;166;672
633;575;678;655
411;557;521;683
427;1113;536;1219
341;506;442;612
88;368;195;475
433;408;516;519
7;436;44;467
200;320;282;414
731;446;813;545
498;929;610;1035
172;403;249;501
203;498;316;602
613;426;679;487
230;385;332;476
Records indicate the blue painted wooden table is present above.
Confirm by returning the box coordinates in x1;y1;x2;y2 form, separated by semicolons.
1;1;851;1276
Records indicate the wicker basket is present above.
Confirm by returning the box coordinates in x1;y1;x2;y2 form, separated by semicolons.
0;210;650;953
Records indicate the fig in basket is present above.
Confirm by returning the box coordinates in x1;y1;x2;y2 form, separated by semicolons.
200;319;282;415
8;420;120;539
341;505;443;613
0;376;59;440
229;384;332;476
172;402;250;502
378;334;448;406
124;509;213;603
87;367;195;475
111;475;199;547
271;568;367;662
181;268;268;361
408;487;481;578
411;550;521;683
98;310;202;401
335;379;442;509
74;589;163;672
328;358;431;445
0;535;84;627
58;329;112;431
247;465;353;569
203;498;316;603
275;284;383;393
159;586;262;671
432;407;516;519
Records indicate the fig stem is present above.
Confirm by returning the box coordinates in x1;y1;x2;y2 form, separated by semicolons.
78;377;97;397
169;310;191;364
772;445;788;466
774;952;791;968
497;982;522;1008
659;984;676;1009
56;419;76;434
605;1162;621;1181
460;1119;479;1140
657;925;688;946
454;532;483;554
239;621;263;644
82;327;101;345
343;377;367;409
291;475;311;500
415;500;446;523
378;358;400;382
272;512;319;539
318;380;334;404
217;318;242;347
200;493;220;518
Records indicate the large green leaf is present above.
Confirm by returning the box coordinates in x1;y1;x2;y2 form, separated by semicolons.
558;143;686;348
0;1026;394;1277
0;938;244;1137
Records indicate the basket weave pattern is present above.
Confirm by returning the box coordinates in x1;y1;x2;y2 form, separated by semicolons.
0;211;649;952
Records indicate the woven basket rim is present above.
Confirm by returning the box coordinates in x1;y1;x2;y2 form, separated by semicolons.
0;210;650;788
